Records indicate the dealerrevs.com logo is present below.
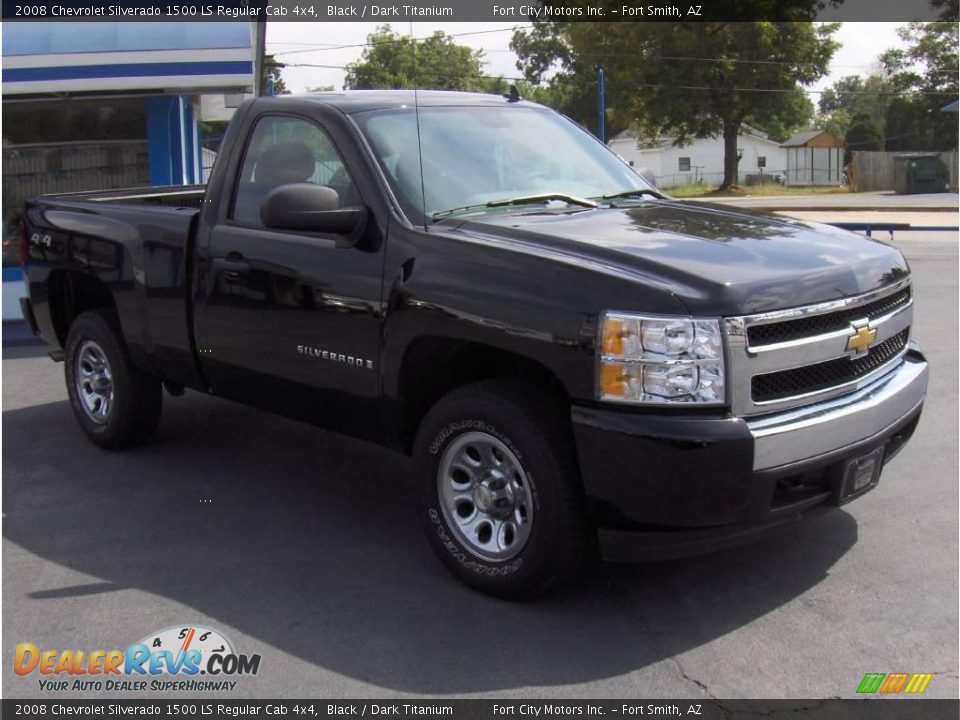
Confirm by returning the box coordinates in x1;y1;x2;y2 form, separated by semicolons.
14;625;261;692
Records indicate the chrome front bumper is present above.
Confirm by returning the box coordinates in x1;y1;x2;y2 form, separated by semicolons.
747;347;928;471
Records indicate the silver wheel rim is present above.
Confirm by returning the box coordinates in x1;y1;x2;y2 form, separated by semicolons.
74;340;114;424
437;431;535;561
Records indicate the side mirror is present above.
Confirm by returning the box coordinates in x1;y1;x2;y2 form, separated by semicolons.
260;183;366;248
636;167;658;190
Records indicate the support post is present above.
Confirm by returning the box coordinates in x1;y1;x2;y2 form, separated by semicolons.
597;66;606;144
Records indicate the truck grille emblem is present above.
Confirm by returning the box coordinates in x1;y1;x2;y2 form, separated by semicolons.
846;322;877;356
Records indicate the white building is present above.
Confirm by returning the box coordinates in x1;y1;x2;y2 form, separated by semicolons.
782;130;843;187
609;125;789;189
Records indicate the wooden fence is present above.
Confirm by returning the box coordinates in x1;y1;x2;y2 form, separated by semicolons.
850;150;958;192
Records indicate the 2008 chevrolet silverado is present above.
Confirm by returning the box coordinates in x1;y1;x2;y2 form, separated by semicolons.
18;91;928;598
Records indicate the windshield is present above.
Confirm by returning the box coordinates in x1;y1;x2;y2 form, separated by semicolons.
353;105;653;222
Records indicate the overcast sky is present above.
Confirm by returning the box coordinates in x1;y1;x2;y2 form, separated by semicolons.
267;22;908;101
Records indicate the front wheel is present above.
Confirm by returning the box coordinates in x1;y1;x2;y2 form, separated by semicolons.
413;380;595;599
64;310;162;450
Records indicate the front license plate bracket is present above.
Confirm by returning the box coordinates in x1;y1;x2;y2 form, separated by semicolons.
838;445;885;503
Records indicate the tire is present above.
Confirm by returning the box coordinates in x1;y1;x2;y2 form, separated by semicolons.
64;309;162;450
413;379;595;599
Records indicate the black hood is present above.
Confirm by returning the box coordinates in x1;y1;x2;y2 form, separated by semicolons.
452;200;909;316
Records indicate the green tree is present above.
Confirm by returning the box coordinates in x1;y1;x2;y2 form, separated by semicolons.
816;107;852;143
513;13;838;189
844;111;884;164
818;75;893;119
345;25;497;92
881;21;958;150
746;87;815;142
261;54;288;95
814;74;895;145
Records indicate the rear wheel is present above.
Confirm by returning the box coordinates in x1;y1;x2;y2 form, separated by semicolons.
414;380;595;599
64;310;162;449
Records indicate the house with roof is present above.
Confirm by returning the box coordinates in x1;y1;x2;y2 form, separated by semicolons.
608;124;789;189
782;129;843;186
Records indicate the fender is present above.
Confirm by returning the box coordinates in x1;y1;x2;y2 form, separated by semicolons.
23;200;202;388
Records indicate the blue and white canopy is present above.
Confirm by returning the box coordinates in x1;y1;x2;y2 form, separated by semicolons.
3;22;254;95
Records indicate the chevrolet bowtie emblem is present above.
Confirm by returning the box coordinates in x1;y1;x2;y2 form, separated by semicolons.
846;322;877;355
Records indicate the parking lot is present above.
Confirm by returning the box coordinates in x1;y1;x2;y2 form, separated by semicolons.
3;228;957;700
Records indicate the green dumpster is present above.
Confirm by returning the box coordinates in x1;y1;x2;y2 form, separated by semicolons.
894;155;950;194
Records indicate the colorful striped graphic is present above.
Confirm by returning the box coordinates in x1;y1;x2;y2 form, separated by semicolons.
903;673;934;693
857;672;932;694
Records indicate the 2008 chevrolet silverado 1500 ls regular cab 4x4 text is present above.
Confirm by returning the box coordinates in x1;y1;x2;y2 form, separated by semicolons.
18;91;928;598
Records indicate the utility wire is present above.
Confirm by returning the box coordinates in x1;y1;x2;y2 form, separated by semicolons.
271;26;525;57
283;63;958;96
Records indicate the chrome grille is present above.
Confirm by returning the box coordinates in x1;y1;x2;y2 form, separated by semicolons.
747;287;911;346
724;279;913;416
752;330;909;402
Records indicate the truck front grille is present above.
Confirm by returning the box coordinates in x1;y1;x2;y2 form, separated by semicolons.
724;280;913;416
752;330;909;402
747;287;911;346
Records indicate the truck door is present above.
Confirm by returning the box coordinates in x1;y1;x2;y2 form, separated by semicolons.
196;113;384;439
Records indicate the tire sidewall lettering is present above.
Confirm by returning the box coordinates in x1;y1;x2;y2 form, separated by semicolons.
427;508;524;576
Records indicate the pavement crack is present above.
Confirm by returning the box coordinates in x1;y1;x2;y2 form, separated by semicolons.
668;657;717;700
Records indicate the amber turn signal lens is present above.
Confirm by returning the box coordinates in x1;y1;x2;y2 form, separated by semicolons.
600;362;626;398
601;317;625;356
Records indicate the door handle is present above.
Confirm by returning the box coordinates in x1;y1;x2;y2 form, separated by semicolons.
212;255;251;276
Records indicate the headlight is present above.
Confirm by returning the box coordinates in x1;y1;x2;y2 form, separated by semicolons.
598;313;725;405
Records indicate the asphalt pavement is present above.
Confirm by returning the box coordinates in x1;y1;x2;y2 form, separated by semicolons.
2;230;957;700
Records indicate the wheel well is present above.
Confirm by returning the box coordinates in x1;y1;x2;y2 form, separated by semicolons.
48;270;116;346
396;338;570;452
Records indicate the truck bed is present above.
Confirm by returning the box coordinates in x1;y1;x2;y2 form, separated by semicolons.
36;184;207;209
23;191;205;390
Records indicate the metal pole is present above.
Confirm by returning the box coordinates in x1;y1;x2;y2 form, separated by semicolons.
254;19;267;97
597;67;606;143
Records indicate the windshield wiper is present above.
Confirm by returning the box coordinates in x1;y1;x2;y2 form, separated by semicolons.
432;193;598;221
487;193;599;209
597;188;664;201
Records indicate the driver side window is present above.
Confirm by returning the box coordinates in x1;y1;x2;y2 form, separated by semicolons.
231;115;357;226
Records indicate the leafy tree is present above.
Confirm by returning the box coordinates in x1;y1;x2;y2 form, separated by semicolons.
345;25;497;92
818;75;893;119
844;111;884;164
880;21;958;150
816;107;852;143
513;13;838;188
262;54;288;95
814;74;894;145
746;87;815;142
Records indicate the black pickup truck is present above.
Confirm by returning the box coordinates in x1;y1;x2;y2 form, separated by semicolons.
19;91;928;598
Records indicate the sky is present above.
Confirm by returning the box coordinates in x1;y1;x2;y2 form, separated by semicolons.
267;22;908;103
